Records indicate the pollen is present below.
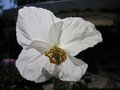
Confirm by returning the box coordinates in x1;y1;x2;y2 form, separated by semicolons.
44;47;67;65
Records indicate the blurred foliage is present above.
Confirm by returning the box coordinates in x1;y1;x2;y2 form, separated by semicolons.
0;16;22;60
0;64;45;90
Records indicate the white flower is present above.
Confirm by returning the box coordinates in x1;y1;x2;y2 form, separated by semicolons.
16;7;102;83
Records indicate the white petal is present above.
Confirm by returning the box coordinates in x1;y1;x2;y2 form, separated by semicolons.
49;21;63;44
59;18;102;56
58;56;88;81
26;40;51;54
16;7;61;48
16;49;56;83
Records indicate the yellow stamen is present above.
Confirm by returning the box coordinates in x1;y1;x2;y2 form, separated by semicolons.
44;47;67;65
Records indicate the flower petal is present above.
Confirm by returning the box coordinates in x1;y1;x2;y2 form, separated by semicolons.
59;18;102;56
49;21;63;44
58;56;88;81
16;49;56;83
16;7;61;48
26;40;51;54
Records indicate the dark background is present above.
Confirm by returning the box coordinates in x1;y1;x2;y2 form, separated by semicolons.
0;0;120;89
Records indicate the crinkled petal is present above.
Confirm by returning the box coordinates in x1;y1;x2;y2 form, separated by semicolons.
49;21;63;44
16;6;61;48
58;56;88;81
26;40;51;54
59;18;102;56
16;49;56;83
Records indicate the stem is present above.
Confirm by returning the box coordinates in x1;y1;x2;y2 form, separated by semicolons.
53;77;80;90
53;77;70;90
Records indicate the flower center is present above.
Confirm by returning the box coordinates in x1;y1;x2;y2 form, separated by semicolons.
44;46;67;65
